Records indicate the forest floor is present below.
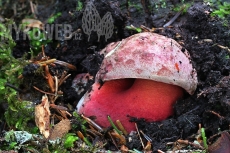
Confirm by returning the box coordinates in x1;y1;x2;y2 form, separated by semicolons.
0;0;230;153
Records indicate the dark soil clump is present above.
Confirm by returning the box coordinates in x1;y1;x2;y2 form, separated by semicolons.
135;3;230;152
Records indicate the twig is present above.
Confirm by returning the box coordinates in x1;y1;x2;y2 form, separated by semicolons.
110;130;126;145
116;120;128;136
38;59;56;66
217;44;230;53
135;123;145;149
58;71;67;85
163;5;186;27
177;139;204;150
5;83;25;93
81;114;103;132
54;60;77;70
33;86;57;96
140;130;152;142
54;76;58;96
44;65;55;93
41;45;45;57
108;132;119;150
58;74;71;87
65;111;72;117
208;110;225;119
140;25;151;32
86;128;103;137
29;0;37;19
50;104;68;111
77;131;92;146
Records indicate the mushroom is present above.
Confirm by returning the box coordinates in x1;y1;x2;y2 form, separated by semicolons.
76;32;197;132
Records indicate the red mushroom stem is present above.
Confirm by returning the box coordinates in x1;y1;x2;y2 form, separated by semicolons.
78;78;184;132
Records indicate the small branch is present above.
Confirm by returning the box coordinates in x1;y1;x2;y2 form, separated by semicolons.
163;5;186;27
208;110;225;119
33;86;57;96
5;83;25;93
135;123;145;150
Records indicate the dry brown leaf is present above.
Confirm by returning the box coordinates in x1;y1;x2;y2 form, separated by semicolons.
35;95;51;138
120;145;129;152
49;119;71;140
208;132;230;153
110;131;126;145
22;18;44;31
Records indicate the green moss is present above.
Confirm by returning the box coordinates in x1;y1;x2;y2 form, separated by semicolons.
152;0;167;9
72;112;87;132
0;22;34;131
173;3;191;14
76;1;83;11
211;2;230;19
26;27;52;53
128;1;143;12
47;12;62;24
64;133;79;149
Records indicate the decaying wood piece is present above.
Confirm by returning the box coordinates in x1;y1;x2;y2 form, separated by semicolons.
49;119;71;140
35;95;51;138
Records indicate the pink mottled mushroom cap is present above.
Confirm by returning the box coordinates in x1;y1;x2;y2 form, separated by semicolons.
76;32;197;132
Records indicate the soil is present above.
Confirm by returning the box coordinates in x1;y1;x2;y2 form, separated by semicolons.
1;0;230;152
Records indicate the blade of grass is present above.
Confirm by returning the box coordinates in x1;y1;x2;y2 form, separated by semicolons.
107;116;122;135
